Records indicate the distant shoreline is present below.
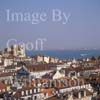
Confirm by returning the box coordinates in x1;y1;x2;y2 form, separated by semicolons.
26;49;100;59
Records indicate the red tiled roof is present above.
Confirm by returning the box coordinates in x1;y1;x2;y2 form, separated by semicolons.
0;82;6;90
0;72;14;77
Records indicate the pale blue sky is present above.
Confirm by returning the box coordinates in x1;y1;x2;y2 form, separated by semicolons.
0;0;100;50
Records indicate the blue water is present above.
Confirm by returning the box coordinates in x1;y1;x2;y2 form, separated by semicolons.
26;50;100;59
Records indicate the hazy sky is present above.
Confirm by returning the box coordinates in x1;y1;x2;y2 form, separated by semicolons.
0;0;100;50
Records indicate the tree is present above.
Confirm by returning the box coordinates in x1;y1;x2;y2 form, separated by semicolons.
91;56;96;61
0;49;2;55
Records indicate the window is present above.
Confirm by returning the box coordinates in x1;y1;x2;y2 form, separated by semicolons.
71;72;76;77
30;89;32;94
21;91;24;96
81;90;84;97
34;96;37;100
34;89;36;93
38;88;40;92
26;90;28;95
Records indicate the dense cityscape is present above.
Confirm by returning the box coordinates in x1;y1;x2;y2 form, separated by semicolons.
0;45;99;100
0;0;100;100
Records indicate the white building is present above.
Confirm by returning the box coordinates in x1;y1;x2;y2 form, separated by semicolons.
53;70;65;79
44;56;50;63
